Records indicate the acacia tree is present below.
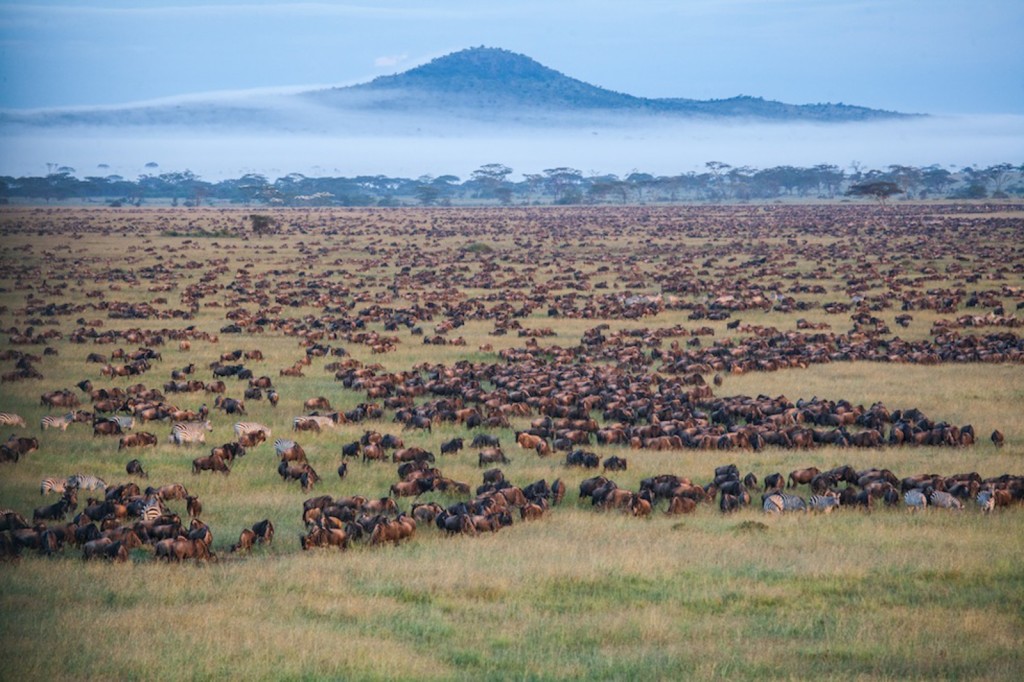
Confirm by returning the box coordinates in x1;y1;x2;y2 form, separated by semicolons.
471;163;513;203
845;181;903;205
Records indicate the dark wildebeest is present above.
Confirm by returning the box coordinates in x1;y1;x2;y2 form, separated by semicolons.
126;458;148;478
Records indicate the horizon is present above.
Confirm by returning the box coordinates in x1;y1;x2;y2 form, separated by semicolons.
1;2;1022;116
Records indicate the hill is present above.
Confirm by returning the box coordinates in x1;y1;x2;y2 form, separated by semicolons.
1;47;912;129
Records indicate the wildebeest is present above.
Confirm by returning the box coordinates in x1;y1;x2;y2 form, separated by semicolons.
603;455;627;472
471;434;501;449
90;419;121;436
118;432;157;450
440;437;464;455
238;429;267;448
192;452;230;475
126;458;148;478
478;448;510;467
788;467;821;488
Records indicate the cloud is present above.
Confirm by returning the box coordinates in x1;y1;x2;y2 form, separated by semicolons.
374;54;409;68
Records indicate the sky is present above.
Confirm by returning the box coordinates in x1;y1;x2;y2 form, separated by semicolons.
1;0;1022;115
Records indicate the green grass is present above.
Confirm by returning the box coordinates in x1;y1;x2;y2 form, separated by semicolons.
0;204;1023;680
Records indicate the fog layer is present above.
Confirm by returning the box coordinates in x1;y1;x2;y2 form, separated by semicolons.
1;113;1020;180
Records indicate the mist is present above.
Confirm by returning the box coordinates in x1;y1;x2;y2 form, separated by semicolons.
1;107;1020;181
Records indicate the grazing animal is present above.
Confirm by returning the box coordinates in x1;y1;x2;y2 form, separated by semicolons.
787;467;821;488
186;495;203;518
0;412;27;428
168;421;213;446
808;494;841;513
40;412;75;431
991;430;1004;447
40;477;69;496
440;437;464;455
929;490;963;510
192;452;230;475
66;474;105;492
478;448;510;467
904;489;928;511
118;432;157;450
234;421;271;440
763;492;806;513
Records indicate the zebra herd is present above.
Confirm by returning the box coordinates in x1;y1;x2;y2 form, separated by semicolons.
39;473;107;496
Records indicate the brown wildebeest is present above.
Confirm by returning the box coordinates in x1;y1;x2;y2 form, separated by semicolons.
304;396;332;411
231;528;257;552
118;432;157;450
991;430;1005;447
788;467;821;488
478;448;509;466
666;496;697;515
238;429;267;448
92;420;122;437
192;453;230;475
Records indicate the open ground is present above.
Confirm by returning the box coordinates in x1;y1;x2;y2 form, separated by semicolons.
0;204;1022;680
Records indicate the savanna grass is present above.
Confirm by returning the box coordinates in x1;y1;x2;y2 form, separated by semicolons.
0;205;1022;680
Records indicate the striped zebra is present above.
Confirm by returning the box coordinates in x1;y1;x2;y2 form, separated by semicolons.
929;489;963;510
234;422;272;439
976;490;995;513
169;420;213;446
763;492;806;513
0;412;26;428
140;496;166;522
68;474;107;491
294;415;336;431
40;477;68;495
40;412;76;431
808;494;841;513
107;415;135;431
274;439;297;456
904;489;928;511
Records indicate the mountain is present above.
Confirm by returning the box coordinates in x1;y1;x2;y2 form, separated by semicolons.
0;46;913;129
306;47;911;122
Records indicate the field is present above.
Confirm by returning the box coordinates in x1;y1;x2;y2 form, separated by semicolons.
0;204;1022;680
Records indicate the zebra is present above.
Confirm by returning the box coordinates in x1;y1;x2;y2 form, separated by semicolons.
139;496;166;522
808;494;841;513
234;421;271;439
293;415;336;431
68;474;106;491
763;492;806;513
929;489;963;510
40;477;68;495
904;489;928;511
0;412;26;428
169;420;213;446
274;439;297;457
976;490;995;513
107;415;135;431
40;412;76;431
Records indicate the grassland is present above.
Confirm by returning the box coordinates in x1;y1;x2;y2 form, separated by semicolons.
0;204;1022;680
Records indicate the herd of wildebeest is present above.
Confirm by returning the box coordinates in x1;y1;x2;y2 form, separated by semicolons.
0;204;1021;563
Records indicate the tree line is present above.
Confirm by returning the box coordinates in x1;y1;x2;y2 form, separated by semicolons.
1;162;1020;207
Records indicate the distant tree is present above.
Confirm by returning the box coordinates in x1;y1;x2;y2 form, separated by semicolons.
470;163;513;202
845;181;903;204
414;176;441;205
543;167;583;203
920;166;953;197
625;171;654;202
982;163;1016;197
249;213;276;237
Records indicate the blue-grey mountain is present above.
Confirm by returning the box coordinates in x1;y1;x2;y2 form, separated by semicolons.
1;46;914;129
